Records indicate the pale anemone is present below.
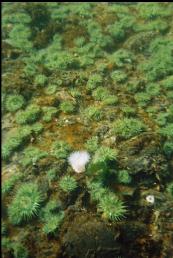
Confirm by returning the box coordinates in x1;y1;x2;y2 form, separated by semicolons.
68;151;90;173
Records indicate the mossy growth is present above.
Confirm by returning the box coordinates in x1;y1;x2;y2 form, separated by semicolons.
51;140;71;159
8;183;43;225
86;74;103;90
34;74;48;87
5;94;25;112
83;105;103;121
111;70;127;83
116;170;132;184
112;118;146;139
42;106;58;122
98;192;127;221
15;105;41;124
59;175;78;193
20;146;48;167
59;100;75;113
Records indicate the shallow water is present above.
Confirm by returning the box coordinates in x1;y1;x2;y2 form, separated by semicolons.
2;3;173;258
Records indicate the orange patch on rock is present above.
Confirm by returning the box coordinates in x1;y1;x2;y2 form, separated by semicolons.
58;123;91;149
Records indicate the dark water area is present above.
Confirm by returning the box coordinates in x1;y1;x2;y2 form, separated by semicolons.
2;2;173;258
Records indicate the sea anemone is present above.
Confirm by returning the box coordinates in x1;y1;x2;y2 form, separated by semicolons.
93;146;118;163
68;151;90;173
42;212;64;235
59;175;78;192
98;192;127;221
8;183;43;225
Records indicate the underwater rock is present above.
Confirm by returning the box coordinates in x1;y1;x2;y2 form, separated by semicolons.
138;189;166;208
62;213;120;258
127;152;167;176
125;31;157;52
142;190;173;257
120;221;147;242
119;134;168;180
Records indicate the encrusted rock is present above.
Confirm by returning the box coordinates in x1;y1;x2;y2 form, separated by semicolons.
118;133;168;180
62;213;120;258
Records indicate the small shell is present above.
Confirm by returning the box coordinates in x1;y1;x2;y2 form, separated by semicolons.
146;195;155;204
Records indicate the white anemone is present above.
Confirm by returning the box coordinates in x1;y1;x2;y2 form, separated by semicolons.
68;151;90;173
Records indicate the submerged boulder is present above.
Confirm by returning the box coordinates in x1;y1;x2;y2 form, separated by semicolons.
118;133;169;180
61;213;120;258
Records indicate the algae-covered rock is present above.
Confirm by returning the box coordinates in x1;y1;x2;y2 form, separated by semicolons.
118;133;169;180
62;213;120;258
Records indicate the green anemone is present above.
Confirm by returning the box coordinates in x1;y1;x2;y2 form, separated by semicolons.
8;183;43;225
98;192;127;221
